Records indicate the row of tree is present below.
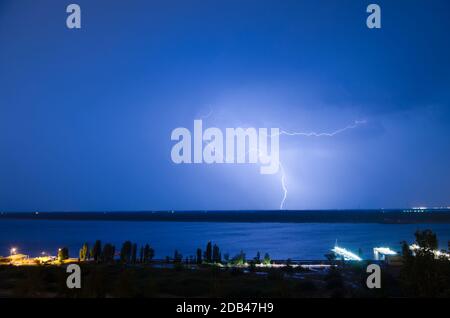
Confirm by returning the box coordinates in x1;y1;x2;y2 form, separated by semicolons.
196;241;222;264
78;240;155;264
195;241;271;265
60;240;271;266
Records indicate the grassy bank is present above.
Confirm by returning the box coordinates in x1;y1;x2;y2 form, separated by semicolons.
0;262;387;298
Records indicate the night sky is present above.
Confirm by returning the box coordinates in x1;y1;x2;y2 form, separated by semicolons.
0;0;449;211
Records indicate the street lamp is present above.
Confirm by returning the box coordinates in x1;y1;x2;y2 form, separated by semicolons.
10;247;17;255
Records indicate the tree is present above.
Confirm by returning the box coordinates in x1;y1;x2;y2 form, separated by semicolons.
131;243;137;264
415;230;438;250
144;245;150;262
263;253;271;265
223;253;230;264
102;243;115;263
92;240;102;262
149;246;155;261
205;241;212;263
196;248;202;264
58;247;69;261
400;230;450;297
143;244;154;263
174;250;183;263
232;250;246;266
139;246;144;263
254;251;261;263
325;252;336;262
120;241;132;264
79;242;89;261
212;244;221;263
286;258;292;267
401;241;412;258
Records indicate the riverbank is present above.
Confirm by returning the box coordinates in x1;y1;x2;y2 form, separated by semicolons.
0;261;389;298
1;228;449;298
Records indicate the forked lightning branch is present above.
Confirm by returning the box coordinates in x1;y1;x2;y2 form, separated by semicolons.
171;119;365;209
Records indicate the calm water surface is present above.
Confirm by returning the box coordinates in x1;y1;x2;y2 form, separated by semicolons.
1;220;449;260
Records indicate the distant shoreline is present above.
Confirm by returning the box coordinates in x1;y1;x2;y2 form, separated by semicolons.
1;209;450;224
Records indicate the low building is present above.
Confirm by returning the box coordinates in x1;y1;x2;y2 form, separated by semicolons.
8;254;29;261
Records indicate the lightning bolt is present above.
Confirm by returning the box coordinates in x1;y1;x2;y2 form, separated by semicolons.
265;120;367;138
270;120;367;210
279;162;287;210
198;111;366;210
247;148;287;210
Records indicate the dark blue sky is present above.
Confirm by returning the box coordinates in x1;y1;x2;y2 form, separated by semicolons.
0;0;449;211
